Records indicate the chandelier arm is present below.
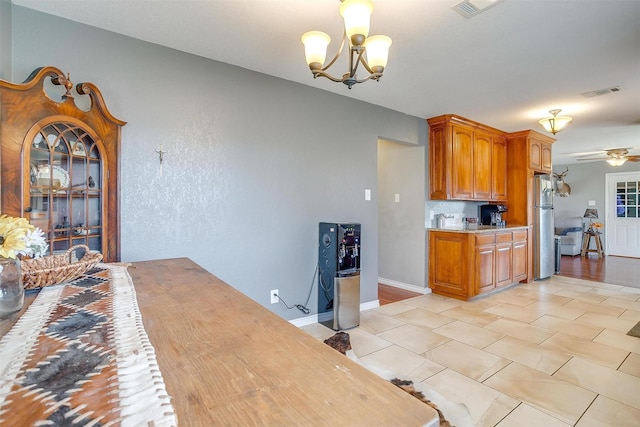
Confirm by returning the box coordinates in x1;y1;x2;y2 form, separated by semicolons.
359;54;376;75
354;52;383;83
321;30;348;72
311;69;346;83
348;46;367;78
353;73;381;84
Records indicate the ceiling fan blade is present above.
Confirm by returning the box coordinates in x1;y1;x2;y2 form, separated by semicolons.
566;146;640;158
578;154;640;162
568;151;605;158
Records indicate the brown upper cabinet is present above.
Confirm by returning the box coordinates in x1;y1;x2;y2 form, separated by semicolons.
427;114;507;202
528;137;553;173
491;136;508;200
505;130;556;224
0;67;125;262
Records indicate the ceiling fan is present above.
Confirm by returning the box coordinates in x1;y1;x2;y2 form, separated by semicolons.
577;148;640;166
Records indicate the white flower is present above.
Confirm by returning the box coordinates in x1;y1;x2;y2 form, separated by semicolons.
19;227;49;259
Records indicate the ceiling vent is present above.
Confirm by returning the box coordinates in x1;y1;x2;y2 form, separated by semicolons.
452;0;505;18
581;85;621;98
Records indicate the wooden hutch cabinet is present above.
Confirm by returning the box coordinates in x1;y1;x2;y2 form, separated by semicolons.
0;67;125;262
427;114;507;202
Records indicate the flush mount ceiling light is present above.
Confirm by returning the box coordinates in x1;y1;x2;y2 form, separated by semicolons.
538;109;573;135
301;0;392;89
607;157;628;167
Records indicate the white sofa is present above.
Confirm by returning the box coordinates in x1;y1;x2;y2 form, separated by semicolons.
555;217;584;256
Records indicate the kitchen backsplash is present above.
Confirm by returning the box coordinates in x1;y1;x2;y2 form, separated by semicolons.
425;200;486;228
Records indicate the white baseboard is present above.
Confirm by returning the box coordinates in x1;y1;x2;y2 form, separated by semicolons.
290;313;318;327
290;281;427;327
378;277;431;295
317;311;333;324
289;300;381;327
360;300;380;311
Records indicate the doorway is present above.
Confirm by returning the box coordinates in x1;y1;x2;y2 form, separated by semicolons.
377;139;426;292
605;172;640;258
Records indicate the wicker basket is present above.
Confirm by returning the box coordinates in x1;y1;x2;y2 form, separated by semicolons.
21;245;103;290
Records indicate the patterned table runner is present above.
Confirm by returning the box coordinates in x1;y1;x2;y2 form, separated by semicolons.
0;264;177;426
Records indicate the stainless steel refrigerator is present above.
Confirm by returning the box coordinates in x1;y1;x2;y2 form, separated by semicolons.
533;174;555;279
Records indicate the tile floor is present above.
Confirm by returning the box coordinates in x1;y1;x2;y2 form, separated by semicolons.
301;276;640;427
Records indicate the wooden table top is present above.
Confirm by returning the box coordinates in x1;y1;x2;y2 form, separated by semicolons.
2;258;438;426
129;258;438;426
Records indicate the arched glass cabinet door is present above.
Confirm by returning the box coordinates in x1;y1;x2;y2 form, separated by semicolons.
24;117;106;255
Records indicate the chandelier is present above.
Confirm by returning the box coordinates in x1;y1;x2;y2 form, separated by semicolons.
301;0;392;89
538;109;573;135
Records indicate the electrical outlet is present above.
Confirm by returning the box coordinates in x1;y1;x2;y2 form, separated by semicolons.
270;289;279;304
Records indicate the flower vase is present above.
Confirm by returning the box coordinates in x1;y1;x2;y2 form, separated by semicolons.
0;257;23;318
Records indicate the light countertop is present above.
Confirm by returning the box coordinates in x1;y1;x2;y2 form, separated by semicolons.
427;225;529;234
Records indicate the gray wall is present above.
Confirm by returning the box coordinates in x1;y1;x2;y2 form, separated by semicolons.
0;0;11;80
377;139;426;289
6;6;427;320
553;161;640;249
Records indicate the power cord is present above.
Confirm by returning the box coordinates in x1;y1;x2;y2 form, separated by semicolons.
273;264;318;315
274;293;310;315
318;270;333;308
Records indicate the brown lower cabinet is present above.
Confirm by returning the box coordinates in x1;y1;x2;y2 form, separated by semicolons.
428;228;528;300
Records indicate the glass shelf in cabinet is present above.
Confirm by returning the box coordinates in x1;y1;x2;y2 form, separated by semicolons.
52;231;71;239
70;189;91;195
51;154;69;164
47;191;70;197
30;146;52;156
29;188;68;195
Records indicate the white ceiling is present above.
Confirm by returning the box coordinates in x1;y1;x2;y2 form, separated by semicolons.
12;0;640;166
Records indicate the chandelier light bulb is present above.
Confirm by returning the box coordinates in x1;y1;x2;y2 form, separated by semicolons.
364;35;392;71
301;31;331;68
340;0;373;46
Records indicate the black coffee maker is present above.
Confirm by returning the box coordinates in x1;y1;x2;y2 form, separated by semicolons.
478;204;508;226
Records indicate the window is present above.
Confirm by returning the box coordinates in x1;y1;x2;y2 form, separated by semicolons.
616;180;639;218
